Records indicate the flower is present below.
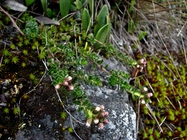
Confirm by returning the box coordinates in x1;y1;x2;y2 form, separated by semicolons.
62;81;69;86
98;123;104;129
99;105;105;111
103;118;109;124
86;118;92;127
93;118;99;124
94;106;101;112
66;76;72;81
67;85;74;91
55;84;61;89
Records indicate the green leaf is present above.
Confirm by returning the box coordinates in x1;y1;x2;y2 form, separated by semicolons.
76;0;82;10
25;0;35;6
94;5;109;35
88;0;94;23
138;31;147;41
40;0;47;15
82;8;90;31
95;23;110;45
59;0;70;18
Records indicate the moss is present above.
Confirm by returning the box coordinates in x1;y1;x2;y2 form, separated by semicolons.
135;51;187;139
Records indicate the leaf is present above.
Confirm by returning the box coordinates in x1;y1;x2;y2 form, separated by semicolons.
3;0;27;12
95;23;110;44
40;0;47;15
82;8;90;31
88;0;94;18
94;5;109;36
25;0;35;6
76;0;82;10
138;31;147;41
59;0;70;18
35;16;60;25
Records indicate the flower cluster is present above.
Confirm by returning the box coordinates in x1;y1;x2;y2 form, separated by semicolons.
132;58;147;77
140;87;153;104
55;76;74;91
86;105;109;129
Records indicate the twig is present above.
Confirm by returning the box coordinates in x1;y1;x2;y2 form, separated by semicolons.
0;6;24;35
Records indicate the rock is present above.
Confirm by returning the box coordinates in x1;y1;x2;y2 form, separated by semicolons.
16;115;56;140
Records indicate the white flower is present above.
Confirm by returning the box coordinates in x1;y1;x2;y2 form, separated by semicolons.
55;84;61;90
86;119;91;127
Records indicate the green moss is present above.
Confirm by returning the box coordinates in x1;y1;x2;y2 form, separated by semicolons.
11;56;19;64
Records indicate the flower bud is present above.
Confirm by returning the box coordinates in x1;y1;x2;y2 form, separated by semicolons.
103;118;109;124
104;111;109;116
93;118;99;124
140;99;145;104
94;106;101;112
86;118;91;127
62;81;69;86
146;93;153;98
98;112;105;118
99;105;104;111
98;123;104;129
55;84;61;89
142;87;148;92
139;58;145;64
68;85;74;91
66;76;72;81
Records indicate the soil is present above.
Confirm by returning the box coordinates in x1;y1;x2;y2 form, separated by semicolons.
0;66;66;139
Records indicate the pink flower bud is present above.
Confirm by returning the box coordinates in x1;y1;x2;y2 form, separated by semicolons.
62;81;69;86
55;84;61;89
103;118;109;124
98;112;105;118
98;123;104;129
93;118;99;124
146;93;153;98
66;76;72;81
104;111;109;116
139;58;145;64
99;105;105;111
68;85;74;91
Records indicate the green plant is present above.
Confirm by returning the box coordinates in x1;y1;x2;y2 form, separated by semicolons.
23;16;38;39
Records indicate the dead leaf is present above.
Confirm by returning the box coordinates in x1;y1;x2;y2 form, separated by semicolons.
3;0;27;12
35;16;60;25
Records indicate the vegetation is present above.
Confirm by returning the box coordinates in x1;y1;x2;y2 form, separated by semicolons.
0;0;187;139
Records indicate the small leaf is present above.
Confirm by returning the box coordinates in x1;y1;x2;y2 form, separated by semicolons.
35;16;60;25
61;112;67;119
68;127;73;133
95;23;110;44
59;0;70;18
138;31;147;41
82;8;90;31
